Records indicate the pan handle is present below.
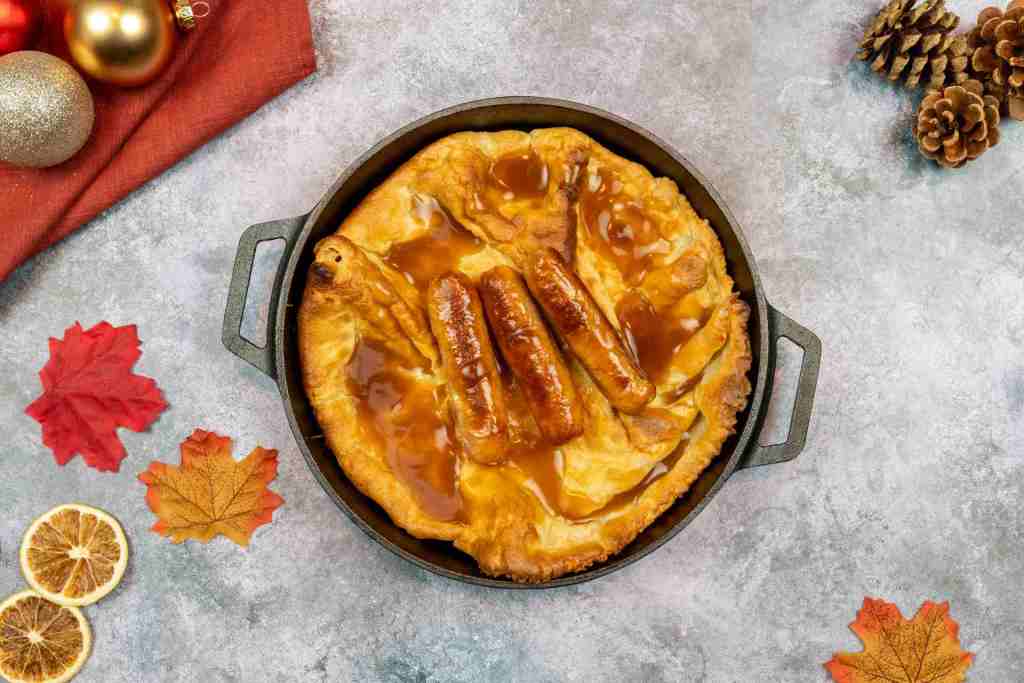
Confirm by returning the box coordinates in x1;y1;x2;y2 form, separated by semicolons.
222;215;307;379
737;306;821;469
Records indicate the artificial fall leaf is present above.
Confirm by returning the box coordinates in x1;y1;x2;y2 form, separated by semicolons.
825;598;974;683
25;321;168;472
138;429;284;547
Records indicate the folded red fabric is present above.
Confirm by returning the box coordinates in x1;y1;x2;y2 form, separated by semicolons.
0;0;316;281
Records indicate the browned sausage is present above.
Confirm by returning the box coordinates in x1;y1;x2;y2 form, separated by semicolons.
479;266;583;445
525;249;655;414
426;272;509;464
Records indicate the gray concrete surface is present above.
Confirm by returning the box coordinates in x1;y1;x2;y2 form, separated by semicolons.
2;0;1022;680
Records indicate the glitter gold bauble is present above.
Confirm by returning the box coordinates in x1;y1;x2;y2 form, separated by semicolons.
64;0;176;87
0;51;95;168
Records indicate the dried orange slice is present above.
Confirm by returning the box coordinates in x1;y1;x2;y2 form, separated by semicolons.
20;504;129;608
0;590;91;683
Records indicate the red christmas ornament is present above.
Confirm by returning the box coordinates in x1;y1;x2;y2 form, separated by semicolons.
0;0;40;56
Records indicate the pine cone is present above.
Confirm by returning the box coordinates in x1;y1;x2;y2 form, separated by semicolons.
915;80;1001;168
858;0;969;89
969;0;1024;119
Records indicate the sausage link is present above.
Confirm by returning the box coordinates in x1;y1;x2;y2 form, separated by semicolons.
426;272;509;464
525;249;655;414
479;266;583;445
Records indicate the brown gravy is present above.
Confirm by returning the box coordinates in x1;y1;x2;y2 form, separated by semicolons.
508;442;562;515
501;374;562;514
385;195;483;289
580;169;671;285
346;339;462;521
617;292;707;384
488;151;549;199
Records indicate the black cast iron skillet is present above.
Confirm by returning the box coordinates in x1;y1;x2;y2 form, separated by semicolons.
221;98;821;588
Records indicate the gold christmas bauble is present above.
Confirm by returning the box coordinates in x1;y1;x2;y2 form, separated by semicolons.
0;51;95;168
64;0;176;87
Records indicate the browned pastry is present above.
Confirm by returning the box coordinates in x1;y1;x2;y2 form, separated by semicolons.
640;250;708;311
479;266;583;445
525;248;655;415
298;128;752;582
427;272;510;465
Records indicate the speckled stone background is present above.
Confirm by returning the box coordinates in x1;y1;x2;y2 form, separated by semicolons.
1;1;1022;680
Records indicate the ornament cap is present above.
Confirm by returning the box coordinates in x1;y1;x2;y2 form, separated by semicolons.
173;0;196;31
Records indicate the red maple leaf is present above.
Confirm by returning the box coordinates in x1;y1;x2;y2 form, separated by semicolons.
25;322;168;472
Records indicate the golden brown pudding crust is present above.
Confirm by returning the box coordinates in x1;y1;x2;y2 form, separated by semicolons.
298;128;752;582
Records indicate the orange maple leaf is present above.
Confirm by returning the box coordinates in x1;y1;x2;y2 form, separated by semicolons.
825;598;974;683
138;429;284;547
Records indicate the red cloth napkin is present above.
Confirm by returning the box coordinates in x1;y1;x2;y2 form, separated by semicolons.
0;0;316;281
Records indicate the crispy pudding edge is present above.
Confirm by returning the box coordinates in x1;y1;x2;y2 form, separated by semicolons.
298;128;752;582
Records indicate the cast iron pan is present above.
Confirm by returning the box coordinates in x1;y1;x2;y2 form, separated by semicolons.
221;98;821;588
